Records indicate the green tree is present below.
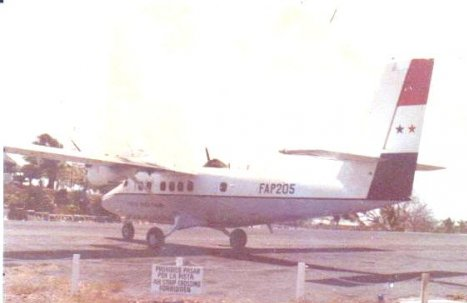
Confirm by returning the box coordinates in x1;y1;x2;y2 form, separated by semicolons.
442;217;455;233
54;189;70;205
57;163;86;189
20;186;55;212
4;183;25;207
21;164;41;186
26;133;63;189
69;190;89;214
365;197;435;232
458;220;467;233
4;154;18;173
380;205;405;231
403;197;435;232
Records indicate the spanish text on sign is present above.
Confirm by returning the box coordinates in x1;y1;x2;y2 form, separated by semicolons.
151;265;203;295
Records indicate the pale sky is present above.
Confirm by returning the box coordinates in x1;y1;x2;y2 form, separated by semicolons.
1;0;467;219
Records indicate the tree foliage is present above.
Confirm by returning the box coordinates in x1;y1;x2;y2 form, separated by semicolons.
54;189;70;205
458;220;467;233
442;217;455;233
20;164;41;186
365;197;435;232
25;133;63;189
56;163;86;189
4;154;18;173
5;185;55;213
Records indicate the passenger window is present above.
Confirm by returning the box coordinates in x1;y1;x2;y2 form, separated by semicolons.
146;182;152;191
177;182;184;192
123;180;128;187
160;181;166;191
137;182;143;191
220;182;227;192
187;181;194;192
169;181;175;192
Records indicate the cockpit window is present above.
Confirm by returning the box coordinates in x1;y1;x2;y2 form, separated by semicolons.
187;181;194;192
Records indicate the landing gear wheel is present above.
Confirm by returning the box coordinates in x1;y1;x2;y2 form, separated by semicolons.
122;222;135;240
229;228;247;250
146;227;165;249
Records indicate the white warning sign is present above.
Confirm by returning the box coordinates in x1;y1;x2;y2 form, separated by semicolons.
151;264;203;295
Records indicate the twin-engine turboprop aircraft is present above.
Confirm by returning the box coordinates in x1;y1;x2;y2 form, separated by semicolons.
4;58;441;250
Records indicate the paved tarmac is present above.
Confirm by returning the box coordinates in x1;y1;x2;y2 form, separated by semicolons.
4;220;467;302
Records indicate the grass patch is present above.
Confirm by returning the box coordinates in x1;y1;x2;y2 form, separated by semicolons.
4;263;126;303
447;293;467;301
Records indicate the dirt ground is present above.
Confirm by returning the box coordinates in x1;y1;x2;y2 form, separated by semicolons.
4;221;467;303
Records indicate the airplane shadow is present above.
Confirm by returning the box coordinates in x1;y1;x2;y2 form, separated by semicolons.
3;238;382;265
5;238;467;289
308;270;467;288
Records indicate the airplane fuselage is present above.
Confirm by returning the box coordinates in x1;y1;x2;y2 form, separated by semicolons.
102;167;395;228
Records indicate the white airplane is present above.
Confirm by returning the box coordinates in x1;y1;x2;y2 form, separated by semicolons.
4;58;441;250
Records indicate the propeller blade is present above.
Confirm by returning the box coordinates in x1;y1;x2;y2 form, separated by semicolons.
205;147;211;161
71;140;81;152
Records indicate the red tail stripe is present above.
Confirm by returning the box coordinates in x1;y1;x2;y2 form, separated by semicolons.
397;59;434;106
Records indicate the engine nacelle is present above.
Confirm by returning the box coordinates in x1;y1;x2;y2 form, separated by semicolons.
86;165;135;186
134;171;152;182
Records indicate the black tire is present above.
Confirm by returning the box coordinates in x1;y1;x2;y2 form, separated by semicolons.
229;228;247;250
122;222;135;240
146;227;165;249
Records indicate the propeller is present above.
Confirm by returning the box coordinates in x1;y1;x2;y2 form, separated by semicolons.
203;147;228;168
71;139;81;152
205;147;211;162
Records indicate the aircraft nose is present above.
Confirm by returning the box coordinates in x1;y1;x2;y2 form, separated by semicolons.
101;183;124;213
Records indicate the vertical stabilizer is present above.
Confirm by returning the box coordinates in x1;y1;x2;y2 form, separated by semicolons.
367;59;434;200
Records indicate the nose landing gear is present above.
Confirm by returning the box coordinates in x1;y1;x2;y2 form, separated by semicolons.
120;222;165;249
146;227;165;249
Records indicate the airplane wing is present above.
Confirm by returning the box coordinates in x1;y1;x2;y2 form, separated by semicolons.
4;144;192;175
279;149;444;171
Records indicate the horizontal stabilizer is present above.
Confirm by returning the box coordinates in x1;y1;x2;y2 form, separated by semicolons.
279;149;444;171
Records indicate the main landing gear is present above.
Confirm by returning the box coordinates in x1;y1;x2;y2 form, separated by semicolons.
122;222;135;240
229;229;247;251
121;221;248;251
218;228;248;251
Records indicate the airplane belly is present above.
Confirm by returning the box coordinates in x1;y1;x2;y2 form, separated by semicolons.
207;196;394;227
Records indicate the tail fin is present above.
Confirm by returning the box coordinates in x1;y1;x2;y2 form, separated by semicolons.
367;58;434;200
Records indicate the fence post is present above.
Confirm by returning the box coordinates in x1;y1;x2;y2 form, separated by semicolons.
176;257;184;267
420;273;430;303
296;262;306;301
71;254;80;295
